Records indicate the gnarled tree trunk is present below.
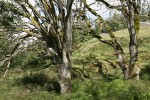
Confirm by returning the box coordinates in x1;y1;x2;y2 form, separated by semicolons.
53;8;72;93
128;19;140;80
58;49;71;93
125;1;140;80
14;0;74;94
83;0;129;79
129;30;140;80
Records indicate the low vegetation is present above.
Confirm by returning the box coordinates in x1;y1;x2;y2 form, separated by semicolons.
1;0;150;99
0;24;150;100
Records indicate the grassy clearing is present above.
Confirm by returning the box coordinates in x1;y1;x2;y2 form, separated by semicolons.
0;25;150;99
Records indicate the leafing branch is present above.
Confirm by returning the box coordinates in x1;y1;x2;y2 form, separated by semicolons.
83;0;117;41
85;19;114;46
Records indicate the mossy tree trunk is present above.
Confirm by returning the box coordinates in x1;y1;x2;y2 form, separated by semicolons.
93;0;141;80
127;16;140;80
14;0;74;93
83;0;129;79
121;0;141;80
57;49;72;93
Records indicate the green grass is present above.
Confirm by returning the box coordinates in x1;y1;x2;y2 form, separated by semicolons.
73;24;150;69
0;25;150;100
0;76;150;100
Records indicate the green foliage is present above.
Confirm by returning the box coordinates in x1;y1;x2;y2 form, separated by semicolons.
140;65;150;80
108;13;127;31
69;79;150;100
1;76;150;100
0;72;59;100
10;51;51;69
17;72;60;93
148;10;150;20
100;13;127;33
0;1;23;28
0;0;148;98
0;1;150;98
140;16;148;22
73;22;93;49
0;1;24;71
0;32;14;58
140;8;150;21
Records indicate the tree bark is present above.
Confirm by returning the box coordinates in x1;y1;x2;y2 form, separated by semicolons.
126;2;140;80
128;23;140;80
14;0;74;94
83;3;129;79
85;0;141;80
55;7;73;93
113;41;129;79
58;49;71;94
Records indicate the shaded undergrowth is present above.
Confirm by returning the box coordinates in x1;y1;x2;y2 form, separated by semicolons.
0;74;150;100
16;72;60;93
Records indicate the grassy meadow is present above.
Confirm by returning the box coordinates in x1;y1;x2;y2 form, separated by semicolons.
0;24;150;100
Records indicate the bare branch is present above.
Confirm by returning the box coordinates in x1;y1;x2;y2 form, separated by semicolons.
65;0;74;21
83;0;116;40
0;34;31;67
96;0;122;10
15;0;50;37
22;29;41;38
85;19;114;46
27;1;47;25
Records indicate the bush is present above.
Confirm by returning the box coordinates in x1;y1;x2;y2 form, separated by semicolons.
0;76;150;100
100;13;127;33
67;79;150;100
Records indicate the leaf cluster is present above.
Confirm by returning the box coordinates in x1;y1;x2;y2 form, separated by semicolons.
0;1;23;28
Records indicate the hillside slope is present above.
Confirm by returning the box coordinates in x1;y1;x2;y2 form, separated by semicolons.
73;24;150;76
